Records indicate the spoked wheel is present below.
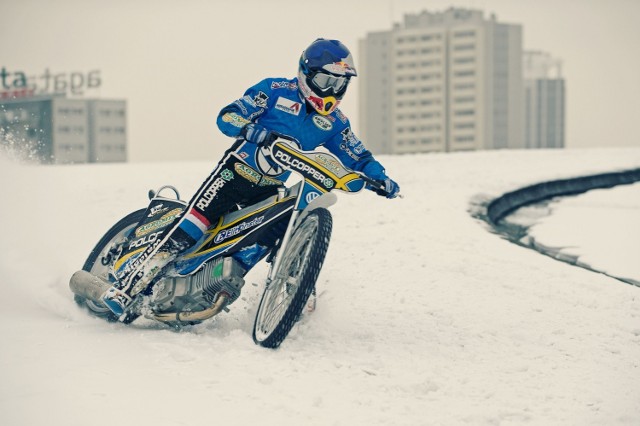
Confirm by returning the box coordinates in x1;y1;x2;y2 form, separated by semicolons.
253;208;332;348
73;209;145;321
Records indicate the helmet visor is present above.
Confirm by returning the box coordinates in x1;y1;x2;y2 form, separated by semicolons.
311;72;349;93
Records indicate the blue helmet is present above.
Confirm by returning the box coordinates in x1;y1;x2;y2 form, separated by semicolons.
298;39;357;115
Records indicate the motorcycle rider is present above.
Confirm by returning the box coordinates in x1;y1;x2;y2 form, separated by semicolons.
102;38;400;318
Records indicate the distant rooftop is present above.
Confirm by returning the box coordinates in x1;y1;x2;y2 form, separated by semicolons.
397;7;501;29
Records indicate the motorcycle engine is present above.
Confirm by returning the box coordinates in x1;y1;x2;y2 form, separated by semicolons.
150;257;246;323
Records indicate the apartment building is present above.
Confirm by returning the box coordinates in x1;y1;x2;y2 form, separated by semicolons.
359;8;524;154
0;95;127;163
524;51;565;149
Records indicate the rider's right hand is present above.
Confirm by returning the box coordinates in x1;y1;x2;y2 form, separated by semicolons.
241;123;275;146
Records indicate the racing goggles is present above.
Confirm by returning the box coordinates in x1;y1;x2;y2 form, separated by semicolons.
311;72;349;94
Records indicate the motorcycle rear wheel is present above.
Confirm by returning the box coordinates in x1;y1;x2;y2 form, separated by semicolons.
73;209;145;321
252;208;332;348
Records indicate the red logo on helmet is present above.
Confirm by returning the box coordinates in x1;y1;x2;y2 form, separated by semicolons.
309;95;324;110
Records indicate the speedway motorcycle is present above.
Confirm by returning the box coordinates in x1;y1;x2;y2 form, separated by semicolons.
70;138;392;348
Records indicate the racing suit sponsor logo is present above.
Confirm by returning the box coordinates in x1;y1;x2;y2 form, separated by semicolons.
254;91;269;108
213;216;266;244
248;110;264;121
135;208;183;237
241;96;256;108
312;115;333;131
234;163;282;186
256;145;285;176
196;169;234;211
271;80;298;90
335;108;348;124
340;128;366;161
275;97;301;116
273;149;334;189
241;91;268;109
222;112;250;128
234;99;249;114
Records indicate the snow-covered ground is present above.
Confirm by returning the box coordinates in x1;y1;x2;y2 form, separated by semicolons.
0;147;639;426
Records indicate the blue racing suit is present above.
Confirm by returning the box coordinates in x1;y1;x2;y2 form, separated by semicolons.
216;77;388;182
111;77;391;297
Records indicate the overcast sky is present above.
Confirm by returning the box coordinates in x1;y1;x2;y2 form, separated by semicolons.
2;0;639;162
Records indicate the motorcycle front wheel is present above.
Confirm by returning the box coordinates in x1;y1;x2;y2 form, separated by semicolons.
252;208;332;349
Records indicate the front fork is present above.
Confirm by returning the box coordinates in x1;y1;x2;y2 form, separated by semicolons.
265;187;337;286
266;209;300;285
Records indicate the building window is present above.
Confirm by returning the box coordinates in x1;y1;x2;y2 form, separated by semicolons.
454;70;475;77
453;44;475;51
420;124;441;131
454;96;475;103
421;86;439;93
397;88;418;95
453;30;476;38
420;72;441;80
420;60;440;67
453;57;475;64
454;83;475;90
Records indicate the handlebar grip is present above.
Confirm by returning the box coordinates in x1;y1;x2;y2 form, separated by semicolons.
359;174;403;198
359;174;388;194
360;174;384;190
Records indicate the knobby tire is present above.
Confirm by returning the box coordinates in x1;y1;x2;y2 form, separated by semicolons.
252;208;333;349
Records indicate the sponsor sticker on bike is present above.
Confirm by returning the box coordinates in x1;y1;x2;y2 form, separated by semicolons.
306;192;320;204
135;208;183;237
272;144;336;190
315;154;343;174
213;216;266;244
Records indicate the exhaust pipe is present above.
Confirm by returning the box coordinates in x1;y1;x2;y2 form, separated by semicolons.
69;270;112;303
151;292;230;324
71;270;231;325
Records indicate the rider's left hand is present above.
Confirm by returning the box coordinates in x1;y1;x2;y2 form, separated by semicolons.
370;177;400;199
381;178;400;199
